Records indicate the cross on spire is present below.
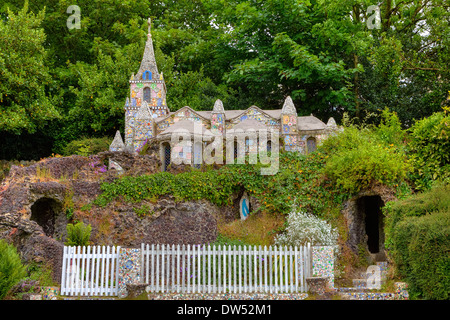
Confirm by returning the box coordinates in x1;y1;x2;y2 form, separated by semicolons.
148;18;151;37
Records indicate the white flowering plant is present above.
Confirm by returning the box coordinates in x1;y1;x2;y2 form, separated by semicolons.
274;210;338;250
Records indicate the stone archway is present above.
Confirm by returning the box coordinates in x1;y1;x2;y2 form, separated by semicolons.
30;197;63;237
343;189;393;262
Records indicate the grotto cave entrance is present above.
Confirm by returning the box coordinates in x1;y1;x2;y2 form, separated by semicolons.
30;197;63;237
357;195;385;255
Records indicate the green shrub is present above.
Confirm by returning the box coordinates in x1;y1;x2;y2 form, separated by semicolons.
62;136;112;156
320;125;411;194
373;108;408;150
0;240;27;300
408;110;450;190
384;184;450;299
390;209;449;299
65;222;92;246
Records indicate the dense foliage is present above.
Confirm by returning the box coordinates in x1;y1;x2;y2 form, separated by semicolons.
62;136;112;157
407;108;450;190
384;184;450;299
0;239;27;299
321;124;411;194
0;0;449;160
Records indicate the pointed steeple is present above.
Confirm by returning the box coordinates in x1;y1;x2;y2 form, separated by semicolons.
109;130;125;152
281;96;297;115
134;18;158;81
327;117;337;127
211;99;225;135
212;99;225;113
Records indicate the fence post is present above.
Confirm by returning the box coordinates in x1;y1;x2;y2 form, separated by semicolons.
117;247;142;298
311;246;335;289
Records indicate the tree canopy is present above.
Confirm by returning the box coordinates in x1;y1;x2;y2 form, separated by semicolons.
0;0;448;159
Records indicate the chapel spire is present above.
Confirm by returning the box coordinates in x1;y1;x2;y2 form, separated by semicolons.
134;18;159;81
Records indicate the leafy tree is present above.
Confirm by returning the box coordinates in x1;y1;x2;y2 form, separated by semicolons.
407;108;450;190
0;2;60;134
0;0;448;159
358;0;450;124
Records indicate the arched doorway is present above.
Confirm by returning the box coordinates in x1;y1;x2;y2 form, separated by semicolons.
307;137;317;153
193;141;202;169
357;195;385;255
30;198;63;237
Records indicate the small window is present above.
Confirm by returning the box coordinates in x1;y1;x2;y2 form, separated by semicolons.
143;87;151;102
143;70;152;80
267;140;272;152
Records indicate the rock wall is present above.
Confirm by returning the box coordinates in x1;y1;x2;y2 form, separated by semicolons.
0;152;240;283
341;184;397;261
82;193;240;247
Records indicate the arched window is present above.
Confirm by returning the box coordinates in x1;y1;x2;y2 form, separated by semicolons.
234;138;238;164
267;140;272;152
162;142;171;171
143;87;151;103
143;70;152;80
307;137;317;153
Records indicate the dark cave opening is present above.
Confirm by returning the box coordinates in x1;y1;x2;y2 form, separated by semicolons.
30;198;62;237
357;195;385;254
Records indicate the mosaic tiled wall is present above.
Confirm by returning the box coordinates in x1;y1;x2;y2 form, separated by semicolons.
281;114;297;135
311;246;334;288
283;134;302;152
130;83;143;108
133;118;153;152
118;248;141;298
125;109;136;146
130;81;166;110
211;113;225;134
41;287;59;300
281;112;302;152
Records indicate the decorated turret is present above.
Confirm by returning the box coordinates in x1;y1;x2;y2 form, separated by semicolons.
211;99;225;135
280;96;299;151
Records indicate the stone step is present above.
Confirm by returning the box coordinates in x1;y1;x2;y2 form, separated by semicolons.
336;282;409;300
352;277;385;288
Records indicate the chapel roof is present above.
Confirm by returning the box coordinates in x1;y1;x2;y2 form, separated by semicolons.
158;119;216;137
133;18;159;81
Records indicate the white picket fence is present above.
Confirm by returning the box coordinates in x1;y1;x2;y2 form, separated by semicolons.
60;243;312;297
141;243;312;294
61;245;121;296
